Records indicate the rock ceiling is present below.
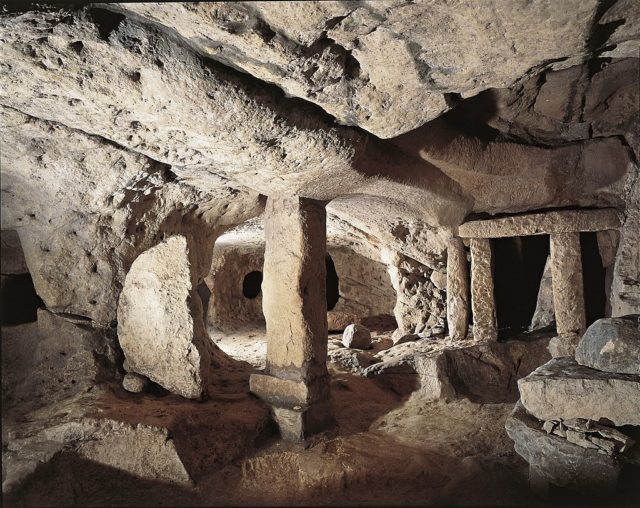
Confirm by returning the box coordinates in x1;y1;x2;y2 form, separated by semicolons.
1;1;638;236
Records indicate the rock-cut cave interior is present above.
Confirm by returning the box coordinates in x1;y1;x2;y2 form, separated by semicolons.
1;1;639;506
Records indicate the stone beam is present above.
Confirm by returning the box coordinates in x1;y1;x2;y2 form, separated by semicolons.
446;237;470;340
470;239;498;342
550;232;586;337
249;195;334;440
458;208;620;239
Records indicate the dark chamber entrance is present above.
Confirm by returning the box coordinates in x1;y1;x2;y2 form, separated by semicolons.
326;255;340;311
1;273;45;325
580;232;606;327
492;235;549;340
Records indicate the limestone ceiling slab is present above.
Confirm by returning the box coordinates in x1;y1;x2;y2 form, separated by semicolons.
0;8;471;226
101;0;612;138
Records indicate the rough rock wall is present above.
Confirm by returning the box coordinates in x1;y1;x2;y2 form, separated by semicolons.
105;0;636;138
1;107;263;326
205;223;396;331
207;235;266;331
384;251;447;337
328;246;396;319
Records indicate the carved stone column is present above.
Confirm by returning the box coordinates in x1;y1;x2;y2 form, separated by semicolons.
550;232;586;336
446;237;470;340
470;238;498;341
249;195;334;440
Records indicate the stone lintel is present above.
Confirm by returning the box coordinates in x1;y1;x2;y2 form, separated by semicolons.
459;208;620;239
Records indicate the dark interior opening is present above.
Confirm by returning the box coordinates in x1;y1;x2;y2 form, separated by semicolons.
581;232;606;327
492;235;550;340
325;255;340;311
0;273;45;325
242;271;263;299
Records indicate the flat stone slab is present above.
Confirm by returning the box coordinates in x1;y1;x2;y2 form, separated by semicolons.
458;208;620;238
575;315;640;375
518;357;640;426
505;401;622;495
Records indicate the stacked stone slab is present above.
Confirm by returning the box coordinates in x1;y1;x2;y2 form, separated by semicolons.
506;315;640;497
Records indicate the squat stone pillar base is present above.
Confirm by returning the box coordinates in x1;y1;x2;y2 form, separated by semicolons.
249;195;334;441
470;238;498;341
550;232;586;337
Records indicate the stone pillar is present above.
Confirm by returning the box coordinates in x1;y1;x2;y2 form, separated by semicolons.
470;238;498;341
249;195;334;441
550;232;586;336
446;237;470;340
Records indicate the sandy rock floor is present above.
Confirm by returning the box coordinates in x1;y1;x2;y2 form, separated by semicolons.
4;326;545;506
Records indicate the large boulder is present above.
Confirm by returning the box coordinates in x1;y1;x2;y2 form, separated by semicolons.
518;357;640;426
575;315;640;375
117;235;211;400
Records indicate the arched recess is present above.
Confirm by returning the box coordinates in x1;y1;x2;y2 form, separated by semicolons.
1;230;44;325
205;221;396;333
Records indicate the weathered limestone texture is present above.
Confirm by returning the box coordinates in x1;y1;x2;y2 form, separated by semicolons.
118;236;211;400
505;402;623;497
104;1;613;139
1;310;117;412
459;208;620;238
446;237;470;340
250;196;334;440
207;233;265;331
342;324;372;350
611;162;640;316
470;239;497;341
550;232;586;337
386;251;446;340
575;315;640;375
529;256;555;331
365;334;552;403
518;357;640;426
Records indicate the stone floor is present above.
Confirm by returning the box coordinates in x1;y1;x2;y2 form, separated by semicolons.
4;326;638;506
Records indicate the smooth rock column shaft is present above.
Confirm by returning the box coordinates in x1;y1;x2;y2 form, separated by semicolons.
550;232;586;335
470;238;498;341
249;195;334;440
446;237;470;340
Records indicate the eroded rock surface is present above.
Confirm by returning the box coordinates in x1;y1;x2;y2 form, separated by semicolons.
518;357;640;426
118;236;215;399
575;315;640;375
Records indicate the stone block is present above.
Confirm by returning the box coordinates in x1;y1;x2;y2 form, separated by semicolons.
272;400;335;442
547;333;581;358
518;357;640;426
505;402;622;496
342;324;372;349
249;373;310;407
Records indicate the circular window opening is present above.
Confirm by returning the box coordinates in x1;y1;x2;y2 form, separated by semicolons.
326;255;340;311
242;271;263;299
